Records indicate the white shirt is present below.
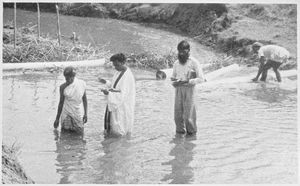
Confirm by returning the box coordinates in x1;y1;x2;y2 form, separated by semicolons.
258;45;290;63
172;56;205;84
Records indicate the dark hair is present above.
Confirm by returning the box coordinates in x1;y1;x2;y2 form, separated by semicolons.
110;53;126;64
177;40;190;51
63;66;76;77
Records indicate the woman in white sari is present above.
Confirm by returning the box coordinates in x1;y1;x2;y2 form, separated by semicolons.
100;53;136;137
54;66;88;134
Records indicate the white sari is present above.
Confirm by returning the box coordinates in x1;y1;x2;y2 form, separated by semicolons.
104;67;136;136
61;77;86;132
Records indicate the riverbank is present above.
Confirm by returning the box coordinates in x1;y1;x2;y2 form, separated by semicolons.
2;144;34;184
3;23;178;71
3;3;297;70
97;3;297;70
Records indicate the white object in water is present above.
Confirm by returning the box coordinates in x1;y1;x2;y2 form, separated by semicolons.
200;69;297;87
205;64;240;81
2;58;105;71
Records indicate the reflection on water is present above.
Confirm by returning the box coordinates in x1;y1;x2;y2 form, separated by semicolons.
53;130;87;184
98;137;134;184
2;67;297;184
243;83;297;103
161;134;197;184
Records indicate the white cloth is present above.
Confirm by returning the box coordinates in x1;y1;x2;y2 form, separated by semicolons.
61;77;86;131
258;45;290;63
171;56;206;85
105;67;136;136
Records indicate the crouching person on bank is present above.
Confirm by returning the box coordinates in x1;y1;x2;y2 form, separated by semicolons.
54;66;88;134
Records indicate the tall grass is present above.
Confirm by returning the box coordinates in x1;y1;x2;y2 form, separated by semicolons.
3;24;110;63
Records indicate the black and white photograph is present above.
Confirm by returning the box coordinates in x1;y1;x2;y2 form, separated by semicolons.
1;0;298;184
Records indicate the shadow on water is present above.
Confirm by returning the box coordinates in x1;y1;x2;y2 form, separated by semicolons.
161;134;197;184
242;83;296;103
92;136;134;184
53;130;87;184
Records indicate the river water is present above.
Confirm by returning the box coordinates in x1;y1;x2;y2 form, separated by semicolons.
2;8;298;184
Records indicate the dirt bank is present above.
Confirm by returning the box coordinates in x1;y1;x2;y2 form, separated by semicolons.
3;3;297;70
2;144;34;184
56;3;298;69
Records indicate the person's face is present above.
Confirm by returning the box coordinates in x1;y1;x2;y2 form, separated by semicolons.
112;60;125;71
178;48;190;64
65;75;75;85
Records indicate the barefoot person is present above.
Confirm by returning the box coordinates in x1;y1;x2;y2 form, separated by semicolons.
171;40;206;136
99;53;136;137
251;42;290;82
54;66;88;133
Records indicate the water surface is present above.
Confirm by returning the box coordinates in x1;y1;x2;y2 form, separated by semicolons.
2;67;297;184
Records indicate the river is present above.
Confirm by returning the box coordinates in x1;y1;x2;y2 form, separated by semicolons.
2;8;298;184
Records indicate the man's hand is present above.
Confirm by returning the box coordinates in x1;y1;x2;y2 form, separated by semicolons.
83;114;87;123
251;78;258;82
172;80;188;87
54;119;59;129
101;88;109;95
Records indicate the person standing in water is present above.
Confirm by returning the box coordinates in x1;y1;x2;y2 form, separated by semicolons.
99;53;136;137
54;66;88;134
171;40;206;136
251;42;290;82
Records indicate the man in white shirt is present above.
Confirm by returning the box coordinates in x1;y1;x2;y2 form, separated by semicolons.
251;42;290;82
171;40;206;136
99;53;136;137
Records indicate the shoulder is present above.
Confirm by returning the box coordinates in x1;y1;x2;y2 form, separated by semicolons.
189;57;200;67
172;60;180;68
77;78;86;86
125;67;134;76
173;60;179;66
60;83;67;92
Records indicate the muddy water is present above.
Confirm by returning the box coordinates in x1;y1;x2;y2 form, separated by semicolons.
2;67;297;184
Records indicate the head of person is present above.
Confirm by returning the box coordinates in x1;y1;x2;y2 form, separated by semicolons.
177;40;190;64
63;66;76;85
110;53;127;71
252;42;263;53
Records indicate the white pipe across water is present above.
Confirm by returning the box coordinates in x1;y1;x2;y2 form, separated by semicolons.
2;58;106;71
156;63;297;86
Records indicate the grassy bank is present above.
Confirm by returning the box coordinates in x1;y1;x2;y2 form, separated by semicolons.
2;144;34;184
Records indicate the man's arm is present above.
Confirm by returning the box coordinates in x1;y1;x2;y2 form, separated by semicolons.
54;84;66;128
82;91;87;123
188;58;206;84
252;56;266;81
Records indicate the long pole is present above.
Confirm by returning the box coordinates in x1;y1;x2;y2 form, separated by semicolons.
37;3;40;41
14;3;16;49
56;4;61;46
